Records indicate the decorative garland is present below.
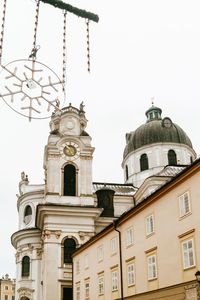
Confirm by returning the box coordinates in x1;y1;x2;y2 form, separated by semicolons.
40;0;99;22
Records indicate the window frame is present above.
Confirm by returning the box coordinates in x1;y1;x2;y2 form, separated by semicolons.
140;153;149;171
126;227;134;247
76;284;80;300
85;281;90;299
111;270;118;291
110;237;117;254
84;254;89;269
97;245;104;262
21;255;30;277
147;254;157;280
98;275;104;295
63;238;76;264
182;238;195;269
146;214;154;236
179;191;191;218
168;149;177;165
127;263;135;286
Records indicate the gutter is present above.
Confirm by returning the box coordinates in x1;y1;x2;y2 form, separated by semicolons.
113;221;124;300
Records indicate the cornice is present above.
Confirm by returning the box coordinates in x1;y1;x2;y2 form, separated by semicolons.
36;204;103;229
17;190;45;210
11;228;41;249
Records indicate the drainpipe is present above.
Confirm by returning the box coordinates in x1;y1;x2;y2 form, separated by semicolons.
113;220;124;300
72;260;74;300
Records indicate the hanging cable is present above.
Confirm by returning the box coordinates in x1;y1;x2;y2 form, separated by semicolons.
0;0;7;65
86;19;90;73
29;0;41;62
62;10;67;103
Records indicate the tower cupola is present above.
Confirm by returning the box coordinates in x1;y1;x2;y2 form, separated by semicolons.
145;104;162;122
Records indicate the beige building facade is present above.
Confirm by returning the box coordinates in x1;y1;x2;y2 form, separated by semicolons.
0;274;15;300
73;158;200;299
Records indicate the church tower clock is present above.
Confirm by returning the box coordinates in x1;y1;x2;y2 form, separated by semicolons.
44;103;95;203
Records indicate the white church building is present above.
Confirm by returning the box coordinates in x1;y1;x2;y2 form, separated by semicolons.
11;103;197;300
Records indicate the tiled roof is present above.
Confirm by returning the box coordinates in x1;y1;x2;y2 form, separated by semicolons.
155;165;186;177
92;182;137;196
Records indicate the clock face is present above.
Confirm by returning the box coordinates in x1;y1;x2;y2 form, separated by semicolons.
64;145;76;156
60;141;80;160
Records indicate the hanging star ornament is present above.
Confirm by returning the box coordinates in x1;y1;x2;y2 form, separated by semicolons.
0;0;99;121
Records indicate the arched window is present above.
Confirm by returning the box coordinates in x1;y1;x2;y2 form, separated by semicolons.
140;154;149;171
125;165;129;181
21;256;30;277
63;238;76;264
64;164;76;196
24;205;32;225
168;150;177;165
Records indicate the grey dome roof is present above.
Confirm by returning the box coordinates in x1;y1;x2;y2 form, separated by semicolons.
123;105;193;158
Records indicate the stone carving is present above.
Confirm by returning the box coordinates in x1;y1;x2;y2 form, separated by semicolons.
21;171;29;182
18;287;34;300
42;229;61;240
79;101;85;112
78;231;94;242
36;248;43;259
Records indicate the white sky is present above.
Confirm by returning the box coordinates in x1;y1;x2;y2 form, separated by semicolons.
0;0;200;278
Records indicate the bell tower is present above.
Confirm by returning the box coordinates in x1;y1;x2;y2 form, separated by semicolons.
44;103;95;204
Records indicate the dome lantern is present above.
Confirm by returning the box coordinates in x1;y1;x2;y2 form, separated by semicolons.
145;104;162;122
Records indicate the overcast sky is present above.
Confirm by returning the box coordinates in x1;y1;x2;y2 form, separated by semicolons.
0;0;200;278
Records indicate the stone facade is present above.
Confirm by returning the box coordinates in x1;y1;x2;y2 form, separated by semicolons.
0;274;15;300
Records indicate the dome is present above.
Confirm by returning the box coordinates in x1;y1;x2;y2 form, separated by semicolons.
124;105;193;158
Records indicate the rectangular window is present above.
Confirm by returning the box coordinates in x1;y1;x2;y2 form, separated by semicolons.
146;214;154;236
12;296;15;300
76;260;80;274
5;286;8;290
85;282;90;299
111;270;118;291
127;263;135;286
5;296;8;300
147;254;157;280
182;239;195;269
98;275;104;295
76;285;80;300
179;192;191;217
111;237;117;254
97;245;103;262
84;254;89;269
126;227;134;246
